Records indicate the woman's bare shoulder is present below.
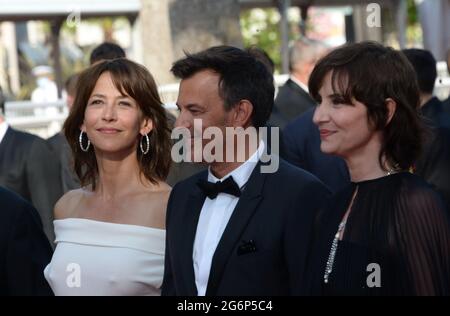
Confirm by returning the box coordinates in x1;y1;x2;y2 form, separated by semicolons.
54;188;90;220
136;182;171;229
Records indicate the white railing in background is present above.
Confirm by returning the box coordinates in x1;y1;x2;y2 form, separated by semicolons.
6;100;68;138
6;74;450;139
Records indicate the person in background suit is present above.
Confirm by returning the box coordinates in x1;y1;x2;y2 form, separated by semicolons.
90;42;126;65
283;108;350;193
0;186;53;295
0;91;62;244
270;38;327;129
162;46;329;296
403;48;450;211
246;46;288;159
47;74;80;194
403;49;450;128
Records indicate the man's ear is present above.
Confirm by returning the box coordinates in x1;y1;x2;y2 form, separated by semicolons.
140;117;153;135
385;98;397;126
232;99;254;128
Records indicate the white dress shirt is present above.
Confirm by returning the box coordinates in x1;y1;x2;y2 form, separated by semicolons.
193;141;265;296
0;121;8;144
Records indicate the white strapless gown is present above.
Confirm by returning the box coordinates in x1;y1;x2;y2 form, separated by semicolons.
44;218;165;296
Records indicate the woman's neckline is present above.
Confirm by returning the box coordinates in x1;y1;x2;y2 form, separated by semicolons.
351;171;409;185
54;217;165;232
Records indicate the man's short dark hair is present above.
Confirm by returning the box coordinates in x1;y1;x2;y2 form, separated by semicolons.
171;46;275;128
246;46;275;75
402;49;437;94
89;42;126;65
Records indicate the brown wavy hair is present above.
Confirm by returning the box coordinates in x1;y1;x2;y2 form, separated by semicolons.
64;58;171;189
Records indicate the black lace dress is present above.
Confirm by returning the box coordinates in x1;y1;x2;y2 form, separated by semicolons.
306;172;450;296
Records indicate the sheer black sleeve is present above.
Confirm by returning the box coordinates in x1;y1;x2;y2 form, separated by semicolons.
393;183;450;295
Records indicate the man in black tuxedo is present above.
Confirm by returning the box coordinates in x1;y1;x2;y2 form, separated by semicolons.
269;38;327;129
0;186;53;295
162;46;329;296
0;101;62;244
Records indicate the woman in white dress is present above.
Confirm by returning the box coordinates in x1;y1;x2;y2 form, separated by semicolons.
44;58;172;295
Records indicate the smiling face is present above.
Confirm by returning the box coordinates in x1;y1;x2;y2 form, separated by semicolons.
312;71;383;160
174;69;236;162
81;72;152;155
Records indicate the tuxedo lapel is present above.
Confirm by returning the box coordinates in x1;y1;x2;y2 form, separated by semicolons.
180;173;207;296
0;127;13;155
205;162;268;296
288;79;314;103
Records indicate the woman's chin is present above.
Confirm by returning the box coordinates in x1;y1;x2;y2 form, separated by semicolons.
320;144;336;155
93;145;136;156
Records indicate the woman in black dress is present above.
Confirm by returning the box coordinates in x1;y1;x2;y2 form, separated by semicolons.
306;41;450;296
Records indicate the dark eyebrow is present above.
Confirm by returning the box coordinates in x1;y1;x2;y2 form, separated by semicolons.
176;103;203;108
90;94;106;99
90;94;132;100
328;93;354;105
117;96;132;100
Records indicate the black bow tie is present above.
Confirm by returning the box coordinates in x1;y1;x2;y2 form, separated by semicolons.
197;176;241;199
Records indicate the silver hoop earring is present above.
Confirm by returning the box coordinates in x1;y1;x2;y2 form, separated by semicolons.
79;131;91;152
140;134;150;155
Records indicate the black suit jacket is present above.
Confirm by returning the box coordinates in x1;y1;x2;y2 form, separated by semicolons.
270;79;316;129
162;158;329;296
442;96;450;116
0;187;53;295
0;127;62;243
47;132;80;193
422;97;450;129
283;109;350;193
416;127;450;213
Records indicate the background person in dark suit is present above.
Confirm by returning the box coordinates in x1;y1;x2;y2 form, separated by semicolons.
89;41;126;65
403;49;450;128
162;46;329;296
0;95;61;244
283;108;350;194
270;38;327;129
403;48;450;211
0;186;53;295
47;74;80;193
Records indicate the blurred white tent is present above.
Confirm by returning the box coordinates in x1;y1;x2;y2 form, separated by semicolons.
417;0;450;61
0;0;140;97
